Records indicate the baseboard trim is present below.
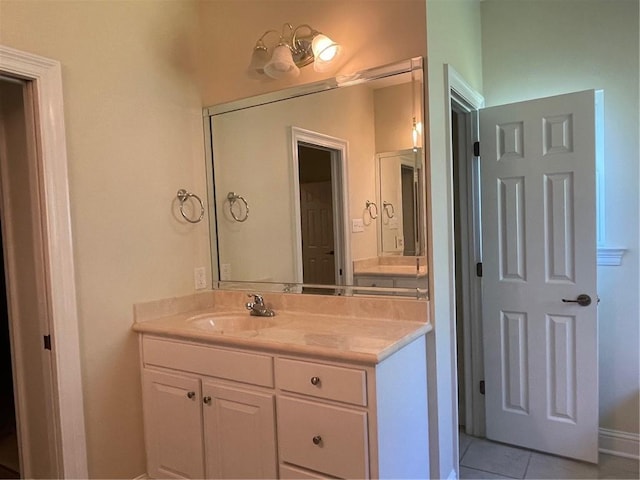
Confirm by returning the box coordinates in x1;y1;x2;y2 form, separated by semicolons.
447;468;458;480
599;428;640;459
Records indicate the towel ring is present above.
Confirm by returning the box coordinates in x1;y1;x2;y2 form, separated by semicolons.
227;192;249;222
365;200;378;219
383;201;395;218
177;189;205;224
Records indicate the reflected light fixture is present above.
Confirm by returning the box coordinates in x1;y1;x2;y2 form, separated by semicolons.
249;23;342;79
412;117;423;151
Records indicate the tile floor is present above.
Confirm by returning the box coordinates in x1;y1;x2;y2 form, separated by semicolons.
459;431;639;479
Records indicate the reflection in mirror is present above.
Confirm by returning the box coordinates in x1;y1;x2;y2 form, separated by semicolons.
376;148;424;257
205;58;428;299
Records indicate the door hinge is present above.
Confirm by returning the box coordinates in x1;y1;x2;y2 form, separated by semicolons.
476;262;483;277
339;268;343;276
43;334;52;351
479;380;485;395
473;141;480;157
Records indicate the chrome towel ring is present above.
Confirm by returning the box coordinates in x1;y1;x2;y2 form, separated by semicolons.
177;189;205;224
383;201;395;218
227;192;249;222
365;200;378;219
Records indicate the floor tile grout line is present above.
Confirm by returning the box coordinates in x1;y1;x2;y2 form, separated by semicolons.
459;433;474;461
460;465;521;479
522;450;533;479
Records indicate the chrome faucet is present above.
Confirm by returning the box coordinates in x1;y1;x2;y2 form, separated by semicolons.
245;293;275;317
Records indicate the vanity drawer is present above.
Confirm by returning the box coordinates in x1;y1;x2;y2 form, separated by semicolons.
276;358;366;406
277;397;368;479
142;336;274;388
354;275;395;288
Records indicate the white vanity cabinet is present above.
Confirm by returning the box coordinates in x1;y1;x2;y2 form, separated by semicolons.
138;329;429;479
140;336;277;479
275;337;429;479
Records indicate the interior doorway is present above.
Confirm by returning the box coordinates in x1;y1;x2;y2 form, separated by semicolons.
0;45;87;478
298;144;337;288
0;220;18;478
451;101;484;439
291;127;350;290
0;74;58;478
449;66;600;465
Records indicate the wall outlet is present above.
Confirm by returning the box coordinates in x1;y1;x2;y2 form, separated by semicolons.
396;236;404;249
194;267;207;290
352;218;365;233
220;263;232;281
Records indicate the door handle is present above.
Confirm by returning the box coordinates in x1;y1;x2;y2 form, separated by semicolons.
562;294;592;307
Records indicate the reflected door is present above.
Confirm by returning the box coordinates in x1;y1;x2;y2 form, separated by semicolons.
480;90;598;462
300;181;336;285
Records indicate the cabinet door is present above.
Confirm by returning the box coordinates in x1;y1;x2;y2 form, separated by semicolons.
203;383;277;479
142;370;205;479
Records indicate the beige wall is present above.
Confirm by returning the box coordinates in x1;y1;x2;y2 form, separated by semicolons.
0;1;209;477
481;0;639;438
374;82;416;153
198;0;427;105
0;0;427;477
426;1;484;478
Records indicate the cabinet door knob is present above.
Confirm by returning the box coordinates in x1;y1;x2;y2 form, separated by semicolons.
203;396;212;405
187;391;195;399
312;435;322;445
310;376;321;386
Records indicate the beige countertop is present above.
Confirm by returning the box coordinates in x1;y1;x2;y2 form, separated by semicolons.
133;309;431;365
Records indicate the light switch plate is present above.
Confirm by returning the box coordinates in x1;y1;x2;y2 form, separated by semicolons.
220;263;232;281
194;267;207;290
352;218;365;233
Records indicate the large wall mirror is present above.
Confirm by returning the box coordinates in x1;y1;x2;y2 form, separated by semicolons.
205;57;428;299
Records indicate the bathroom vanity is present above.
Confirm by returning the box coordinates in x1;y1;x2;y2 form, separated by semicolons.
134;292;431;479
353;256;428;295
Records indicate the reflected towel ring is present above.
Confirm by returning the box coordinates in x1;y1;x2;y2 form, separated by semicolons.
227;192;249;222
365;200;378;219
383;201;395;218
177;189;205;224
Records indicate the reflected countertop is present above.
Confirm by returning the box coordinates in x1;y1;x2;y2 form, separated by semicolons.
353;264;427;277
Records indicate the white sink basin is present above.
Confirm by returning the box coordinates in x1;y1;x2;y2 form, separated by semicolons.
186;313;277;332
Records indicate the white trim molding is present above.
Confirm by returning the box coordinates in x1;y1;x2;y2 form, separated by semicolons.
599;428;640;459
0;45;88;478
597;247;627;266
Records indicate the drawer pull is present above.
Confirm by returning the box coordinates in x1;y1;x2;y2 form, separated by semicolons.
187;391;195;399
310;376;321;386
203;396;212;405
312;435;322;446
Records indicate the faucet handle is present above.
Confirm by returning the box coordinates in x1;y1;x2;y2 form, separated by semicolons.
247;293;264;305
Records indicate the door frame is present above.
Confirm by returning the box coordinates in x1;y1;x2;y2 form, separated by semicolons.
290;127;351;286
444;65;485;438
0;45;88;477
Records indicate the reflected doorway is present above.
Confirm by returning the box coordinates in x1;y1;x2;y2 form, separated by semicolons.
291;127;350;292
298;144;337;288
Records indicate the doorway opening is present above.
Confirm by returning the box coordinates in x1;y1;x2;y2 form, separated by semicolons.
0;45;87;478
0;220;18;478
297;144;338;292
451;100;484;441
291;127;351;291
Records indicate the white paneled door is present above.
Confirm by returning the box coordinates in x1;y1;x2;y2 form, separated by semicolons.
480;91;598;462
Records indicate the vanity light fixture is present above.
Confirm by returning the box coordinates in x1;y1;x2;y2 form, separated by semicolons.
249;23;342;79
